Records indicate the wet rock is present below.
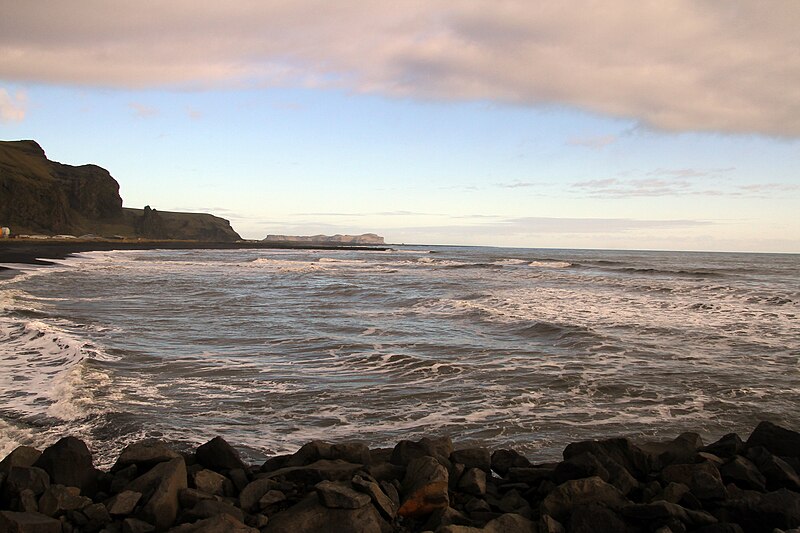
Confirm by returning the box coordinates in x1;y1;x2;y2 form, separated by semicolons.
105;490;142;516
661;462;726;500
112;441;181;473
168;513;258;532
490;450;531;477
352;474;397;519
315;480;370;509
33;437;97;496
719;456;767;491
451;448;492;473
746;421;800;458
3;466;50;498
264;493;386;533
640;433;704;470
330;443;371;465
195;436;247;472
562;437;648;480
458;468;487;497
126;457;187;530
702;433;744;459
746;446;800;491
0;510;61;533
391;436;453;468
261;454;293;473
553;451;609;484
0;448;41;476
38;485;91;517
122;517;155;533
541;476;629;522
191;468;232;497
398;456;450;518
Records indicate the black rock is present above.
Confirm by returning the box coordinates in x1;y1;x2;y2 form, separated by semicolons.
195;436;247;472
490;449;531;477
391;436;453;468
563;437;649;480
746;446;800;491
33;437;97;496
745;421;800;459
702;433;744;459
451;448;492;473
719;456;767;491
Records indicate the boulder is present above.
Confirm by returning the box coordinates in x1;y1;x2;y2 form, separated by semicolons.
352;474;397;519
640;432;704;469
0;510;61;533
122;517;156;533
315;480;370;509
562;437;648;480
191;468;232;497
82;502;112;530
391;437;453;467
33;437;97;495
38;485;91;517
112;441;181;472
283;441;332;467
2;466;50;498
719;456;767;491
539;514;566;533
490;450;531;477
264;493;386;533
195;436;247;472
168;513;258;532
105;490;142;516
330;443;371;465
398;456;450;518
258;489;287;509
437;513;536;533
261;459;363;486
568;503;629;533
238;478;278;512
661;462;726;500
622;500;718;527
0;448;41;476
702;433;744;459
451;448;492;473
179;498;244;523
17;489;37;513
723;486;800;532
746;446;800;491
553;451;609;484
126;457;187;530
745;421;800;458
506;466;554;485
458;468;487;496
541;476;629;522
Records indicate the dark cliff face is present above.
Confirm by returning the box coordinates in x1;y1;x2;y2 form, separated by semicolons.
0;140;241;242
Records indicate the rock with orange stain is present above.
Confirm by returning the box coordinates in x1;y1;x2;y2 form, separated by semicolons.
397;456;449;518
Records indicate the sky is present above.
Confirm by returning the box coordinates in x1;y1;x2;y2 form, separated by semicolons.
0;1;798;252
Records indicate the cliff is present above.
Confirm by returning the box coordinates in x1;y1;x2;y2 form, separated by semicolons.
264;233;385;245
0;140;240;242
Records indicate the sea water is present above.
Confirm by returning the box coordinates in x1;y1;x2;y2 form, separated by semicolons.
1;246;798;467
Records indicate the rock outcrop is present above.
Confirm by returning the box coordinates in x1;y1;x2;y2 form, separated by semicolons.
2;421;800;532
0;140;240;241
263;234;385;245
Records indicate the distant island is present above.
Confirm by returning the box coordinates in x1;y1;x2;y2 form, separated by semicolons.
263;234;385;245
0;140;240;242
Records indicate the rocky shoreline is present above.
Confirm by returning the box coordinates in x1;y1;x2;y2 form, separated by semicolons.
1;422;799;533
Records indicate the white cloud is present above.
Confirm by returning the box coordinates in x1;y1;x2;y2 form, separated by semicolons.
129;102;158;118
1;2;798;135
0;88;26;122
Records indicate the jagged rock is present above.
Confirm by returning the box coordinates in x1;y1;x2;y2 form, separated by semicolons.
352;474;397;519
702;433;744;459
38;485;91;517
541;476;629;522
191;468;231;497
330;443;371;465
640;433;704;470
113;441;181;472
82;502;111;530
261;459;363;485
490;450;531;476
719;456;767;491
126;457;187;530
2;467;50;498
195;436;247;472
168;513;258;532
261;454;292;473
398;456;449;518
264;493;386;533
180;498;244;523
392;437;453;468
451;448;492;473
0;510;61;533
458;468;487;496
105;490;142;516
720;485;800;532
238;478;278;512
562;437;648;480
661;461;726;500
553;451;609;484
122;517;155;533
746;421;800;458
315;480;370;509
33;437;97;495
111;464;140;494
622;501;718;527
0;448;41;476
746;446;800;491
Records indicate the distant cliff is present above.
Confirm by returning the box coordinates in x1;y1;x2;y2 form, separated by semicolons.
263;233;385;245
0;140;240;241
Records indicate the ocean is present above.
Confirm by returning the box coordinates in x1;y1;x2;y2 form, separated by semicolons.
1;246;798;468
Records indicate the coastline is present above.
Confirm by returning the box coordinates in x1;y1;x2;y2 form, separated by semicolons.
1;421;798;532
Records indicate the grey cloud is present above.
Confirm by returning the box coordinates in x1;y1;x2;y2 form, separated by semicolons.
567;135;617;148
0;88;26;122
1;2;798;136
129;102;158;118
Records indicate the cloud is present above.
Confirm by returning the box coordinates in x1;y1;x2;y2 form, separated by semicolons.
1;2;798;136
129;102;158;118
0;88;26;122
567;135;617;148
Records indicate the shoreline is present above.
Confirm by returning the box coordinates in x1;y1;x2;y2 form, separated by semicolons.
0;239;392;273
0;421;798;532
